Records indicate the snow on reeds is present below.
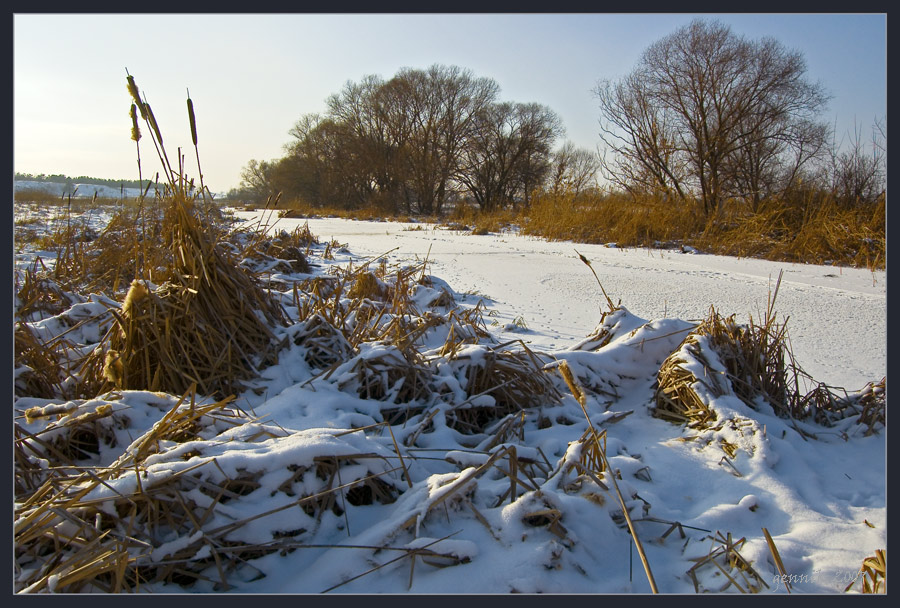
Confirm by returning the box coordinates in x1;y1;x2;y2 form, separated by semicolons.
12;76;885;594
654;272;885;437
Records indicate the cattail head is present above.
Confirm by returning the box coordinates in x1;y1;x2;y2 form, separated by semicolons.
557;360;587;407
103;350;125;387
122;278;150;318
24;406;42;425
186;90;198;146
126;73;148;120
130;103;142;142
145;103;164;145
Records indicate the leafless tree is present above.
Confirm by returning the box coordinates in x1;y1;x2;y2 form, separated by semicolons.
595;19;830;217
595;71;690;200
827;117;886;207
383;65;500;214
238;159;278;202
457;101;563;211
276;65;562;215
548;141;601;198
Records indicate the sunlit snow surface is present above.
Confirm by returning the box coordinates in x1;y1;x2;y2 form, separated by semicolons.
14;211;885;594
263;215;885;392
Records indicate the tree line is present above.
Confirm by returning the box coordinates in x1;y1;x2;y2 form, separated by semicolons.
231;19;884;217
15;173;152;191
594;19;885;217
229;64;598;213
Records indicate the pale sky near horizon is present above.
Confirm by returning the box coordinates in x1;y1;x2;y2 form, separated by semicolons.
13;13;887;193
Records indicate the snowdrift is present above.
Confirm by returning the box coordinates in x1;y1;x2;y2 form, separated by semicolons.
13;204;886;594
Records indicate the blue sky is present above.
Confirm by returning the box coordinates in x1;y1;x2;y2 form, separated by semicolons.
13;13;887;192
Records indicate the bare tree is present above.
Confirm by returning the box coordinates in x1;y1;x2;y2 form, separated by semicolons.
274;65;562;215
548;141;601;197
457;102;563;211
297;66;501;215
388;65;500;214
282;112;375;209
828;118;886;207
595;19;830;217
595;71;689;200
238;159;277;202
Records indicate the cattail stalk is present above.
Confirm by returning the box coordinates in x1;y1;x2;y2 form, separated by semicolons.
575;249;616;311
557;358;658;593
142;100;175;189
129;101;147;278
125;70;174;188
186;89;208;205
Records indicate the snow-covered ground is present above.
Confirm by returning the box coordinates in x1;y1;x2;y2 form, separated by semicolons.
14;210;886;594
248;214;885;393
237;213;886;594
14;179;147;199
14;179;226;200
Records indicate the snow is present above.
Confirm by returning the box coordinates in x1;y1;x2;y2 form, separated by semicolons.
14;179;148;199
13;210;886;595
269;216;884;392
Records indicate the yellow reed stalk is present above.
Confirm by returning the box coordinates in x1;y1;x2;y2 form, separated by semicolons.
762;527;791;593
556;358;659;593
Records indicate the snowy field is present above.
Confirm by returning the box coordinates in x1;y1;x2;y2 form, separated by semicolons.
14;179;147;199
247;213;885;392
235;212;886;594
15;208;886;594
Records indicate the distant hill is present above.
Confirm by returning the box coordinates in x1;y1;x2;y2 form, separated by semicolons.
14;179;149;199
14;173;224;199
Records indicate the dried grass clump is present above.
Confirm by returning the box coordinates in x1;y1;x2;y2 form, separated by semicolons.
242;249;311;276
654;332;722;428
82;201;168;296
289;313;355;369
569;305;630;351
238;225;316;276
549;427;610;494
347;271;389;300
276;246;312;273
296;275;342;310
654;297;797;429
284;221;321;248
61;75;290;400
655;305;788;427
654;272;791;427
336;344;433;404
294;257;448;358
654;277;885;435
443;344;561;434
15;391;406;592
14;390;244;592
698;308;791;412
82;196;289;399
437;304;493;357
14;323;74;400
852;378;886;434
15;266;77;320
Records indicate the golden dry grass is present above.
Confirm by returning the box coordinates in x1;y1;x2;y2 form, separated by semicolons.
79;193;289;399
654;281;886;436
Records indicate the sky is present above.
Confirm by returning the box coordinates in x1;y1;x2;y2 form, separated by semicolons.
13;13;887;193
